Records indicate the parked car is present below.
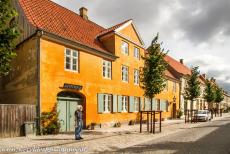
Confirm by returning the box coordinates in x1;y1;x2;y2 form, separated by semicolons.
195;110;211;122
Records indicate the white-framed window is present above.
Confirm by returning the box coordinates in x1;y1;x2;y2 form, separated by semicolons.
122;65;129;82
173;82;177;92
121;41;129;55
121;96;128;112
65;48;78;72
134;69;139;85
102;60;112;79
134;97;140;112
134;47;140;59
103;94;112;113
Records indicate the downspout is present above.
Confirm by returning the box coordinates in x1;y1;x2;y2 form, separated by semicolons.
36;30;43;135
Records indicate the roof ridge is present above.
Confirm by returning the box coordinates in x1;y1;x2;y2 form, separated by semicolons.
97;19;132;37
106;19;132;30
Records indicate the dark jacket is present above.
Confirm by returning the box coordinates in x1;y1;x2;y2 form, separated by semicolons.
75;110;83;127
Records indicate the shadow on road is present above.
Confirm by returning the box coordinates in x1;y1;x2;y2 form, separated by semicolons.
98;122;230;154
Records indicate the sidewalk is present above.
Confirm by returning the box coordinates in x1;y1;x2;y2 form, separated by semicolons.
0;113;229;153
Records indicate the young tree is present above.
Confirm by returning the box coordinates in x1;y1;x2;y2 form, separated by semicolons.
214;85;224;108
140;33;168;108
0;0;19;76
203;80;215;109
184;66;201;111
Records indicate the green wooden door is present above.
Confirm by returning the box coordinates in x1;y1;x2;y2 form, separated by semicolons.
57;100;67;132
68;101;78;131
58;99;81;132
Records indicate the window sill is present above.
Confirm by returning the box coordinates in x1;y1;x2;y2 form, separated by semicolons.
103;77;112;80
122;81;128;83
103;111;111;114
121;110;127;113
65;69;79;73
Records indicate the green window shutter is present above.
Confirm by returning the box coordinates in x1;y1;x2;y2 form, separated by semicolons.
160;99;166;111
160;99;163;111
145;98;150;111
166;100;169;112
112;95;117;113
140;98;143;111
117;95;122;112
129;96;134;112
98;94;104;113
152;98;156;111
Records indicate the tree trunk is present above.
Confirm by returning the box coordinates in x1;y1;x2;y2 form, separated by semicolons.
150;98;153;132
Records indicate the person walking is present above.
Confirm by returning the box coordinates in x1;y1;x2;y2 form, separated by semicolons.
75;105;83;140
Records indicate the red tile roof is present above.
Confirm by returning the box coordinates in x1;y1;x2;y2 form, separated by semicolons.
199;75;206;84
164;55;191;75
165;70;178;81
97;19;132;37
19;0;110;54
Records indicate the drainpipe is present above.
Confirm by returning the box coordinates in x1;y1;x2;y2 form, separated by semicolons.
36;30;43;135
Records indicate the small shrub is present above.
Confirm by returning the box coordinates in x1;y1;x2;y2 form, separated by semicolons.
128;120;135;125
90;122;97;130
41;104;60;135
177;109;183;119
114;122;121;127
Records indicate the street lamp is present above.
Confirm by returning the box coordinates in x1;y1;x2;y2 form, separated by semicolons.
173;96;176;103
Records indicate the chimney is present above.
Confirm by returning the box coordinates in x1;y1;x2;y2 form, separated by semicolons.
79;7;88;20
210;77;216;82
179;59;184;64
202;74;206;79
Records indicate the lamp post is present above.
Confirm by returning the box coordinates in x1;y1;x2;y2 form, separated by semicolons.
173;96;176;103
173;96;176;119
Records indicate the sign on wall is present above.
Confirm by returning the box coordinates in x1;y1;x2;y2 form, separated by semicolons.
61;83;83;90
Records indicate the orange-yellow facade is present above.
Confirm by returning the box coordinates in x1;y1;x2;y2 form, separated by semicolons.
39;24;180;127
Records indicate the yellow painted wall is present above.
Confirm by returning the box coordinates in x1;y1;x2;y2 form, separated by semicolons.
119;24;142;45
155;80;180;119
40;37;145;126
39;25;179;127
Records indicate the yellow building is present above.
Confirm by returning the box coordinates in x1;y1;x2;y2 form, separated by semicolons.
0;0;180;132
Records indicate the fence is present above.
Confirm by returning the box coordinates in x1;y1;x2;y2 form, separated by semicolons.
0;104;36;138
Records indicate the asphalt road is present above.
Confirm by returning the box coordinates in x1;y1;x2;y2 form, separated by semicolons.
114;116;230;154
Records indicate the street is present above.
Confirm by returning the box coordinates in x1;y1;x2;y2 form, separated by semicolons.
1;114;230;154
111;116;230;154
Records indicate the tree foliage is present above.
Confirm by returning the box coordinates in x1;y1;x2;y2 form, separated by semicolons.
0;0;19;76
184;66;201;110
203;80;215;103
214;86;224;103
140;34;168;99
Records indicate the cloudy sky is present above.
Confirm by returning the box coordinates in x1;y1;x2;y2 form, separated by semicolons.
53;0;230;92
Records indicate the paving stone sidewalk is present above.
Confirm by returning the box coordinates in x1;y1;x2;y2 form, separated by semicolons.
0;113;229;154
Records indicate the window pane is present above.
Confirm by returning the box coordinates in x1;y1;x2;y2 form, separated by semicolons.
66;57;70;63
66;63;70;69
72;64;77;71
66;49;71;55
103;66;106;77
72;51;78;57
121;41;128;54
66;57;71;69
72;58;77;65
